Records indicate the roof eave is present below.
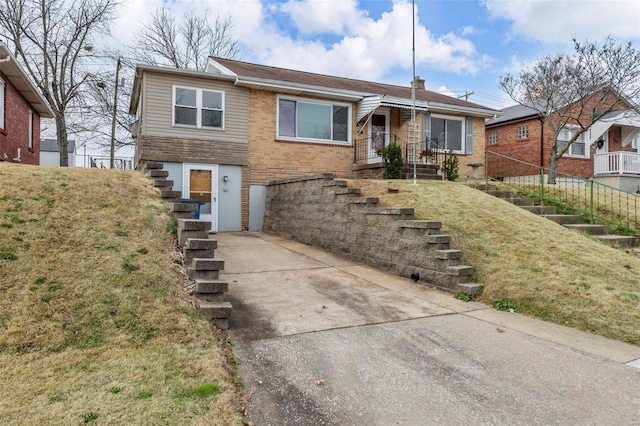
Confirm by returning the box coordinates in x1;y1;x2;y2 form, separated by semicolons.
234;76;364;101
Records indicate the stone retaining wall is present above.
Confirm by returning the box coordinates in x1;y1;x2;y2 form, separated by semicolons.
263;174;482;294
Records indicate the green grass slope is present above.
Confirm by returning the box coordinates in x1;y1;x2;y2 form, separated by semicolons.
352;179;640;346
0;163;245;425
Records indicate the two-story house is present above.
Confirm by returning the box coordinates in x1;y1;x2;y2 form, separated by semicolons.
0;43;54;165
129;57;499;231
485;93;640;192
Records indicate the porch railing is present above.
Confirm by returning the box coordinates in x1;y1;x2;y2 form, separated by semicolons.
486;150;640;236
354;134;443;169
89;156;134;170
594;152;640;175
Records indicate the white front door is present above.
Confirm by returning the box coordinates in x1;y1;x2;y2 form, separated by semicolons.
368;109;390;163
183;164;218;232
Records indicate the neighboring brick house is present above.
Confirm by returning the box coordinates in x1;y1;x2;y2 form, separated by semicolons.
129;58;499;231
0;43;53;165
485;93;640;191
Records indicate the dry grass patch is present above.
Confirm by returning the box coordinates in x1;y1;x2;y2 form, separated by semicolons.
0;163;245;425
350;179;640;345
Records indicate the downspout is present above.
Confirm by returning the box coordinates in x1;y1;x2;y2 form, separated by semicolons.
538;116;544;169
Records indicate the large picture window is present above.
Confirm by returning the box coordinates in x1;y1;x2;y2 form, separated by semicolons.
557;127;586;157
278;97;350;144
173;86;224;129
431;115;463;152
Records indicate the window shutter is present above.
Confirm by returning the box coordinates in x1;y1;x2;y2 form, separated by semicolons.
465;117;474;154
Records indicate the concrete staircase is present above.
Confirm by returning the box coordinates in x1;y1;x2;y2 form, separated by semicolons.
142;161;233;329
472;183;639;248
402;164;442;180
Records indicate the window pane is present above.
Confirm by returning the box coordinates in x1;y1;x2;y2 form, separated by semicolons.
298;102;331;140
431;117;445;149
175;88;196;107
447;119;462;151
203;91;222;109
175;106;197;125
202;109;223;128
279;99;296;137
572;142;585;156
333;106;348;141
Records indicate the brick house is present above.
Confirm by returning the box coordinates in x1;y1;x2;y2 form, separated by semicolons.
485;93;640;192
129;57;499;231
0;43;54;165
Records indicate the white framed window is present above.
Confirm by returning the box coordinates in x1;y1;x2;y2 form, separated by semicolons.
0;77;4;129
488;131;498;145
557;127;586;157
431;114;464;153
632;136;639;153
277;96;351;145
517;125;529;139
173;86;224;129
28;109;33;150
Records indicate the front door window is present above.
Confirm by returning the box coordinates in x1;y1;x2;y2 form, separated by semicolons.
368;109;390;163
190;170;212;215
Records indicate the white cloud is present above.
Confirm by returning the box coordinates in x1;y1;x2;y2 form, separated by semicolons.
484;0;640;43
245;0;489;81
279;0;367;35
436;86;457;98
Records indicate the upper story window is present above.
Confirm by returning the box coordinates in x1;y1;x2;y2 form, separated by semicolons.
277;97;350;145
557;127;586;157
431;115;464;153
517;125;529;140
0;78;4;129
488;131;498;145
173;86;224;129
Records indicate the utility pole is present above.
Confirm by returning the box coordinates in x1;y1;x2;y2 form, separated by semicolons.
411;0;417;185
457;91;474;101
110;57;121;169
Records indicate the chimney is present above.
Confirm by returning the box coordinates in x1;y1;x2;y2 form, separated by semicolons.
412;76;425;90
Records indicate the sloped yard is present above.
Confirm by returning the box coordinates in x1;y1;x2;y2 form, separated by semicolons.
350;179;640;346
0;163;246;425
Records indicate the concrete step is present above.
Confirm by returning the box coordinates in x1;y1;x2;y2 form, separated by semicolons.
345;197;379;205
595;235;640;248
195;279;229;294
398;220;442;231
190;258;225;271
446;265;474;277
170;202;198;220
487;190;514;198
521;205;557;215
153;179;173;188
401;173;441;180
334;188;362;196
468;183;497;191
178;230;209;247
456;282;484;295
542;214;584;225
564;224;608;235
178;219;212;231
364;207;415;220
147;170;168;178
144;161;164;170
199;301;233;330
507;198;535;207
159;190;182;202
184;238;218;250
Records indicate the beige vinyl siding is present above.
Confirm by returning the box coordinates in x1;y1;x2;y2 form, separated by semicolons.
141;71;249;143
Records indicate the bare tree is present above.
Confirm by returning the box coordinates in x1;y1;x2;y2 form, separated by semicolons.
128;6;244;72
500;37;640;183
0;0;118;166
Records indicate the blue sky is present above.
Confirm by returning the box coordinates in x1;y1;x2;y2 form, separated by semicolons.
114;0;640;110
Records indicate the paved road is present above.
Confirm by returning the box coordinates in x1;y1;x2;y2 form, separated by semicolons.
218;232;640;426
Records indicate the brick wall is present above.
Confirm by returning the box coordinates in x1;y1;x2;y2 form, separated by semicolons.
247;90;355;185
0;76;41;165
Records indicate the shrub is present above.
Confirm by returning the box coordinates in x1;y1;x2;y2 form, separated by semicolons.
443;151;459;181
381;143;404;179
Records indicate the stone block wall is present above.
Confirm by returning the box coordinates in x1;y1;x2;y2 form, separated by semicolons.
263;174;482;294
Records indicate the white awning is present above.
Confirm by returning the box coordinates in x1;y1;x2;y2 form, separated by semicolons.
586;110;640;147
356;95;430;122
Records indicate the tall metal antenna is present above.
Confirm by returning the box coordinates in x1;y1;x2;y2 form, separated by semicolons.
411;0;417;185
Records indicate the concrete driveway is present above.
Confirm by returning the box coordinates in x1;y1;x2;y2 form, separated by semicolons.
218;232;640;425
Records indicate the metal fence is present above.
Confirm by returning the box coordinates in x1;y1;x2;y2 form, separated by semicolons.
486;150;640;236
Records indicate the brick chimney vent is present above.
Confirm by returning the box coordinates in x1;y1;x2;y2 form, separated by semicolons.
412;76;425;90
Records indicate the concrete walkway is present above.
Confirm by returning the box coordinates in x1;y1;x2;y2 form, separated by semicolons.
218;232;640;425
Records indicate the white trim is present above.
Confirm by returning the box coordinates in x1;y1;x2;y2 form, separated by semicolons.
431;113;466;154
182;164;219;232
172;85;225;130
367;108;390;163
276;95;352;146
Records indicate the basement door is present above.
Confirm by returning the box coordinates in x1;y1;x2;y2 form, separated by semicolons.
183;164;218;232
368;109;390;164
